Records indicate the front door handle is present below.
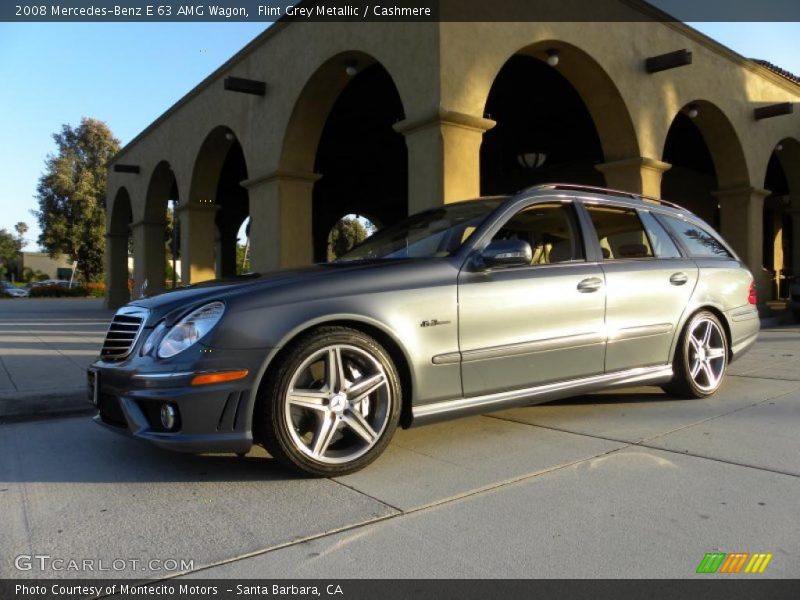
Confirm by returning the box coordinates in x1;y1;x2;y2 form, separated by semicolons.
670;272;689;286
577;277;603;293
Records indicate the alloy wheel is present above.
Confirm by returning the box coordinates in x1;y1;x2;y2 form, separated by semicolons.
687;317;727;392
283;344;391;465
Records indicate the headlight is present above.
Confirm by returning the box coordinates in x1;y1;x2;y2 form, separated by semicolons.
141;322;167;356
157;301;225;359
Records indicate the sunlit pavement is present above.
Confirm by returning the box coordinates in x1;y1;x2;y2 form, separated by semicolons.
1;326;798;579
0;299;111;417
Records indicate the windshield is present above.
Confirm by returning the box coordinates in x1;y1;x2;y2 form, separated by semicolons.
337;199;505;261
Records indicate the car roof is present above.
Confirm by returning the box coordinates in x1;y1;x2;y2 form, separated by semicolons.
515;183;693;219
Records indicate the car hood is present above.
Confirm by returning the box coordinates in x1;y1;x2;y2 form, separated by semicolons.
128;260;442;323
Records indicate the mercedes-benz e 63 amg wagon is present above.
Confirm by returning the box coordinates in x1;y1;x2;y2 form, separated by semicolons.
90;184;759;476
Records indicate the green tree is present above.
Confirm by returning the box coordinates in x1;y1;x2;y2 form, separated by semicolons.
236;243;251;275
327;217;369;261
15;222;28;241
0;222;28;280
34;118;120;282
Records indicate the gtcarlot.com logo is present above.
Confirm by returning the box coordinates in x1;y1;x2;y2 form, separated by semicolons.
14;555;194;573
696;552;773;574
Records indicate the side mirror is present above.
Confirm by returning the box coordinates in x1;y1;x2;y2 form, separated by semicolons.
479;239;532;269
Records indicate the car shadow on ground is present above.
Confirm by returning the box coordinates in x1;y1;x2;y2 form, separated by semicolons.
0;415;305;484
541;386;684;406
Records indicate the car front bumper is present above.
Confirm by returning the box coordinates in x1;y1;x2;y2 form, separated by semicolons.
89;348;270;454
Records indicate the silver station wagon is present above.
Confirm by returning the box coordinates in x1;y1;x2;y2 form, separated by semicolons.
90;184;760;476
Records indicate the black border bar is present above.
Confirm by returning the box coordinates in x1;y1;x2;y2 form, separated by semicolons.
3;579;800;600
4;0;800;23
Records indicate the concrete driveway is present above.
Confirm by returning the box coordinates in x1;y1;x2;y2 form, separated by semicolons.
1;326;798;579
0;298;111;417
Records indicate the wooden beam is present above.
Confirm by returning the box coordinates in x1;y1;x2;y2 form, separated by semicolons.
224;76;266;96
113;164;140;174
754;102;794;121
645;49;692;74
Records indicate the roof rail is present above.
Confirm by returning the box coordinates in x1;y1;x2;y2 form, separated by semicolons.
523;183;687;211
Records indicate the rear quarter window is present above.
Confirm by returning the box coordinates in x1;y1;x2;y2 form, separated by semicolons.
638;211;682;258
659;215;732;258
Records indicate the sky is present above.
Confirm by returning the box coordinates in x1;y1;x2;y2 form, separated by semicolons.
1;21;799;251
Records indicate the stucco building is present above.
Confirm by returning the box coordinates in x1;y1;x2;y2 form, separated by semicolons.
19;252;74;281
104;1;800;308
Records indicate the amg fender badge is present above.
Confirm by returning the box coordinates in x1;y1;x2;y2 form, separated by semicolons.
421;319;451;328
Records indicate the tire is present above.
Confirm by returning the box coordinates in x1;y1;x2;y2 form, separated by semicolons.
662;311;728;399
256;326;401;477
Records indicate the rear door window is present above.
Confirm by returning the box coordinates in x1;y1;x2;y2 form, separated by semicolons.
584;204;654;260
659;215;732;258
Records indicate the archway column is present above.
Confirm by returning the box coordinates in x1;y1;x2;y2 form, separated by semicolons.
790;198;800;278
244;170;318;272
105;232;130;309
714;187;770;293
177;201;217;283
215;214;243;278
131;219;166;296
394;110;495;213
595;157;672;197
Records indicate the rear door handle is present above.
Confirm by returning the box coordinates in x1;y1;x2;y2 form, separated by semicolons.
669;272;689;286
577;277;603;293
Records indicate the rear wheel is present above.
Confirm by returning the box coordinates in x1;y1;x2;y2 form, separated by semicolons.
663;311;728;398
257;326;401;477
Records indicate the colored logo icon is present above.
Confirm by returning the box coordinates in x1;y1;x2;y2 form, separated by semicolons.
696;552;773;574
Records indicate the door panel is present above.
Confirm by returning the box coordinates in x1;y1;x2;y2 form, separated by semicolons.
456;200;607;396
458;263;607;396
581;204;698;372
602;259;698;371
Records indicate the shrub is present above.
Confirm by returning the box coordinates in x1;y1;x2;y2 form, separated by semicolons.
84;282;106;298
29;284;88;298
20;268;48;283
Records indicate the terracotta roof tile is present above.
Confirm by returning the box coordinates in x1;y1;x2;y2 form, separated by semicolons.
752;59;800;86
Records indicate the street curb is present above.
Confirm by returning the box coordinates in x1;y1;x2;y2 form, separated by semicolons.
0;389;94;423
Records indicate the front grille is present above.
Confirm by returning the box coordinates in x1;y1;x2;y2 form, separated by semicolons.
101;307;148;360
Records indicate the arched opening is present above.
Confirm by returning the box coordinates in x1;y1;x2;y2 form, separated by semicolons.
310;62;407;262
662;109;719;227
763;138;800;300
661;101;750;230
144;161;179;291
214;135;249;278
186;126;249;282
325;213;379;261
107;187;133;307
480;43;638;195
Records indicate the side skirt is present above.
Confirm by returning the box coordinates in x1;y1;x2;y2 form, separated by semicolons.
410;364;673;426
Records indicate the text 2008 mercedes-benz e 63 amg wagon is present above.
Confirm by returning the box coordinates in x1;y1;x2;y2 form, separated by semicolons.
90;184;759;476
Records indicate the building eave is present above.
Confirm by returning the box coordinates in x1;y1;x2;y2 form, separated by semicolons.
109;0;800;166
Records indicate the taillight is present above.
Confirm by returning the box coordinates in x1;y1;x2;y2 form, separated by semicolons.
747;281;757;305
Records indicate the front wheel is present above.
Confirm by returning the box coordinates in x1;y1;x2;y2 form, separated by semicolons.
663;311;728;398
256;326;401;477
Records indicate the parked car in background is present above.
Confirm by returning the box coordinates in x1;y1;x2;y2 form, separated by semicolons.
33;279;72;288
90;184;760;477
0;281;28;298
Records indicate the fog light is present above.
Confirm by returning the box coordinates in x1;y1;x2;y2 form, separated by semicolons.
160;403;177;430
